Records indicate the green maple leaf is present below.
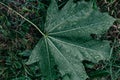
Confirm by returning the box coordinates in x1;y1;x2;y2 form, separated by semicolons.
26;0;115;80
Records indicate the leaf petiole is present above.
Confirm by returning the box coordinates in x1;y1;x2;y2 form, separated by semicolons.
0;2;45;37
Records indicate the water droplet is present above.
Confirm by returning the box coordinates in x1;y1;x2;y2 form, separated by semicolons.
95;56;100;59
66;49;71;53
58;26;62;30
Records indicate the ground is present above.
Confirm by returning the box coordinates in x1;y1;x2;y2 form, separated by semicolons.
0;0;120;80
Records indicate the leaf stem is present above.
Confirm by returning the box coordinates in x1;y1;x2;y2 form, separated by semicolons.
0;2;45;37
